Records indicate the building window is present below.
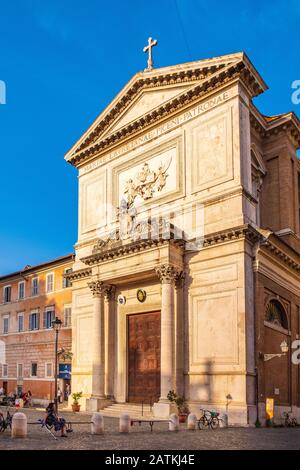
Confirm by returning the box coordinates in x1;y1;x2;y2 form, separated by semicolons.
63;268;72;288
29;311;39;331
18;313;24;332
64;306;72;327
31;363;38;377
3;317;9;335
18;281;25;300
32;277;38;296
43;308;55;329
3;286;11;303
46;273;54;293
265;299;289;330
45;363;53;378
17;363;23;379
2;364;8;377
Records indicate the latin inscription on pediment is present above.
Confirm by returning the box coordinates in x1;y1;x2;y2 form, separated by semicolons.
81;89;233;176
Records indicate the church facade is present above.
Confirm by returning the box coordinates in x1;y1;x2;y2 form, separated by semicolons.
65;52;300;425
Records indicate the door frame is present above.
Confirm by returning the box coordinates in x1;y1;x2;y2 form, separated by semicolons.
126;310;161;403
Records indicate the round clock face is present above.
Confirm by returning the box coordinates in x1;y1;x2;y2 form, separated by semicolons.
137;289;147;303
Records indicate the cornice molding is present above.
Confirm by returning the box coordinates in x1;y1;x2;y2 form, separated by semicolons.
67;60;265;168
262;240;300;273
253;261;300;297
202;224;263;248
65;267;92;281
81;238;183;266
250;105;300;149
78;223;300;275
71;64;225;159
80;224;263;266
203;225;300;274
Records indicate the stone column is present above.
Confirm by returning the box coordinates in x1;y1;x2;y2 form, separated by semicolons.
104;286;116;399
175;272;185;396
87;279;113;411
154;264;182;417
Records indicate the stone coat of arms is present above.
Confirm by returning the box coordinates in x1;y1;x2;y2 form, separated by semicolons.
123;157;172;205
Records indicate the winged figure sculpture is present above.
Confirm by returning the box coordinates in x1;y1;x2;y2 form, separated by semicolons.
124;157;172;205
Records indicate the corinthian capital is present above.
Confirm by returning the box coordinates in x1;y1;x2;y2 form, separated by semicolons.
104;285;116;302
155;264;182;284
175;271;185;289
88;280;114;298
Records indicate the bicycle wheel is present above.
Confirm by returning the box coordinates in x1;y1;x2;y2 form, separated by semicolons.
210;417;219;429
6;413;12;430
198;417;209;430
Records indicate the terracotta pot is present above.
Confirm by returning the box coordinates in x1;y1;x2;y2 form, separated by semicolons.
178;414;187;423
72;403;80;412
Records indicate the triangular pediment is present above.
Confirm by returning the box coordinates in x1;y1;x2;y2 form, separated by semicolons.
102;84;191;138
65;52;267;166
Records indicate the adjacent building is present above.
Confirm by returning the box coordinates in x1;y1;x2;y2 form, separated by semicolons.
64;52;300;424
0;254;74;405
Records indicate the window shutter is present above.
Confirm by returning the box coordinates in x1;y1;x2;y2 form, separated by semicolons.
29;314;32;331
43;311;47;328
36;312;40;330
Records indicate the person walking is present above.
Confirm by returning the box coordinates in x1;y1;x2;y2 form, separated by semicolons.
57;387;62;404
27;390;32;407
65;383;71;401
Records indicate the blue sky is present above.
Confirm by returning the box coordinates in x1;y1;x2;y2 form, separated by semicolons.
0;0;299;275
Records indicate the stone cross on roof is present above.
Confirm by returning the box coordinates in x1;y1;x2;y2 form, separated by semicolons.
143;37;158;71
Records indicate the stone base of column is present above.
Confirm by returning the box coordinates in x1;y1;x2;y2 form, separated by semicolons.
153;400;175;418
86;396;113;412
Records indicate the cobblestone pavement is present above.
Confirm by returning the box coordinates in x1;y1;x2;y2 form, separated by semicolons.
1;408;300;450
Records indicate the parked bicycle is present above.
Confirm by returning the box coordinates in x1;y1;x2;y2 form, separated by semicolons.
283;411;297;427
0;409;13;432
0;395;15;407
198;408;221;430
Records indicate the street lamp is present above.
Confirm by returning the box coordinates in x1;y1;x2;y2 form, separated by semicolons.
259;340;289;362
52;316;62;412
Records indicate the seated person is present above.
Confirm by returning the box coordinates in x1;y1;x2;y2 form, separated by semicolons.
21;392;29;407
45;402;67;437
27;390;32;407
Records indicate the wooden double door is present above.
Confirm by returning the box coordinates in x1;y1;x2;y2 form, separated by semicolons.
127;311;161;403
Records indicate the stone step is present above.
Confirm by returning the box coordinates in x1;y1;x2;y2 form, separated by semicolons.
101;412;153;417
101;402;154;418
106;405;152;410
107;405;152;410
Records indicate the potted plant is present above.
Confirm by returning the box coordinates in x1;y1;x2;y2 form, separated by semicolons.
71;391;82;412
167;390;189;423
